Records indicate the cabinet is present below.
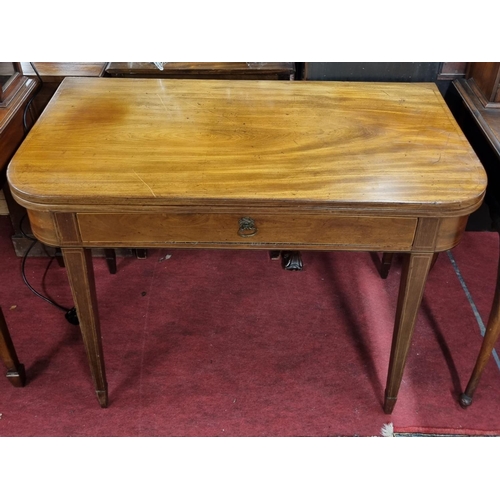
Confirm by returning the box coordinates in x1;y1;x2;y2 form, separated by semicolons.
104;62;296;80
0;63;39;186
20;62;107;118
466;62;500;108
0;63;25;106
4;64;107;256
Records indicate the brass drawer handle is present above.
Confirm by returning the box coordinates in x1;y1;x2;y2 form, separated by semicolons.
238;217;258;237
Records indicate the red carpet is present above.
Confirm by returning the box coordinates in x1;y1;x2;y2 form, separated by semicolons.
0;215;499;436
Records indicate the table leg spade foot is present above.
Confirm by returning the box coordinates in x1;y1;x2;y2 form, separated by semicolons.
383;393;397;414
96;390;108;408
6;364;26;387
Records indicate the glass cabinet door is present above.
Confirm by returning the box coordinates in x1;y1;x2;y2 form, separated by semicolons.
0;62;23;106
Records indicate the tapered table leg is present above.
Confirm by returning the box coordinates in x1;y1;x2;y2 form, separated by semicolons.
0;307;26;387
459;237;500;408
378;252;438;280
62;248;108;407
384;252;435;414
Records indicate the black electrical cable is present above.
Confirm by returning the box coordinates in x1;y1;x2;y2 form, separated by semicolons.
19;213;58;259
19;213;37;242
19;215;79;325
17;64;79;325
29;62;41;82
22;62;43;134
21;239;67;312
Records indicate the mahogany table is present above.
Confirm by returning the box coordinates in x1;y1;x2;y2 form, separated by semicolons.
7;78;486;413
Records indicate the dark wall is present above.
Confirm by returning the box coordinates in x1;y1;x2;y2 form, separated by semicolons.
300;62;453;96
302;62;441;82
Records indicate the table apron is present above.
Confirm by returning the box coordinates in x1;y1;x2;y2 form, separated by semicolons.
27;210;469;253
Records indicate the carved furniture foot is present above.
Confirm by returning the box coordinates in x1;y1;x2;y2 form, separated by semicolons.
269;250;304;270
281;251;303;271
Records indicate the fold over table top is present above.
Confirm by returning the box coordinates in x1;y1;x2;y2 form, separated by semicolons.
8;78;486;216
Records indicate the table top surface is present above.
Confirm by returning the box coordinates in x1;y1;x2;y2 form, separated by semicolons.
8;78;486;215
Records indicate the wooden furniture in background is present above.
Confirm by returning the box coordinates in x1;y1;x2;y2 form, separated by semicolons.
20;62;107;116
4;63;108;258
451;67;500;407
105;62;295;80
0;63;36;389
1;63;26;106
438;62;468;82
465;62;500;108
21;62;107;80
0;307;26;387
0;63;39;180
0;62;39;250
7;78;486;413
7;63;118;273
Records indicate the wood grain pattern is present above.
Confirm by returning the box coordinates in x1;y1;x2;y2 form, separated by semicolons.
76;212;417;250
0;77;38;170
438;62;467;81
5;78;488;411
0;74;40;255
434;216;468;251
384;251;435;413
27;209;469;255
466;62;500;105
27;210;58;246
20;62;107;83
61;247;107;407
105;62;295;80
455;79;500;154
8;78;486;216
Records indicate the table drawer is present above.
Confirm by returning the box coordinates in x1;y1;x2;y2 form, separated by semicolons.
76;212;417;250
